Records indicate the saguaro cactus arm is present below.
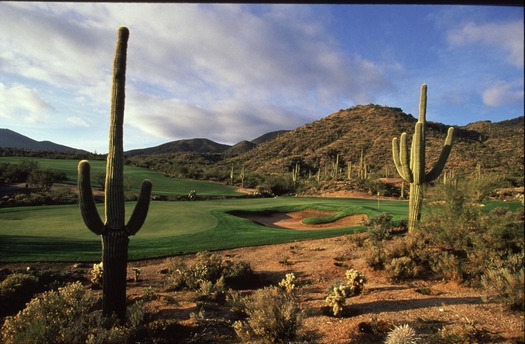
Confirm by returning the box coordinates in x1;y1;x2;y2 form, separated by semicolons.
392;132;413;183
126;179;153;235
425;127;455;182
78;160;105;235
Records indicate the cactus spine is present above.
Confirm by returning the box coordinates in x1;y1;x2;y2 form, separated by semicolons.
392;84;454;231
78;27;152;319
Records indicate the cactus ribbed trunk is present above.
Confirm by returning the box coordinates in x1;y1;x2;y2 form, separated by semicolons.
392;84;454;232
102;231;129;319
408;183;423;231
105;26;127;231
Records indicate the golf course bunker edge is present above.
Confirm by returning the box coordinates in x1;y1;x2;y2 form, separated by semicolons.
232;209;368;230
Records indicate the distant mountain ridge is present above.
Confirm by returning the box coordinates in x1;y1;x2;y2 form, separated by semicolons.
124;130;290;157
125;138;231;156
0;128;86;153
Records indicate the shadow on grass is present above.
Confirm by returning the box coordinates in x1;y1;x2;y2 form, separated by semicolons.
0;235;100;262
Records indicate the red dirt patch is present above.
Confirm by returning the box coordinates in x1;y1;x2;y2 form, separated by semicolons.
235;209;368;230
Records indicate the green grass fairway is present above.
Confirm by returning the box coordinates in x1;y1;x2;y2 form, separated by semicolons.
0;157;240;196
0;197;410;262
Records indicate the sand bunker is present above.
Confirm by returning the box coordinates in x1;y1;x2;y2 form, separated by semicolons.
235;209;368;230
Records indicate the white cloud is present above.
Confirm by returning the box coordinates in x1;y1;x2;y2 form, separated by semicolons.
0;3;394;147
0;83;53;121
482;81;523;107
67;116;90;127
448;20;524;68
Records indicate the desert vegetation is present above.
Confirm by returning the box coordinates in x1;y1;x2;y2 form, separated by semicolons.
0;25;523;344
1;176;522;343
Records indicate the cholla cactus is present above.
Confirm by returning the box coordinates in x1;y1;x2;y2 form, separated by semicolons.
278;273;297;294
384;324;418;344
90;262;103;286
325;282;352;317
345;269;367;295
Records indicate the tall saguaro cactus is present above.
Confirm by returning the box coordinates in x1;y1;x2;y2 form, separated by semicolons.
77;27;152;319
392;84;454;231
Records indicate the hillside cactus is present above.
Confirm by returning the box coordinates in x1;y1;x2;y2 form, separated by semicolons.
392;84;454;231
77;26;152;319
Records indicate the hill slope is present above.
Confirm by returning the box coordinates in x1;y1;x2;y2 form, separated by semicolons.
0;128;85;153
125;138;231;156
222;105;524;180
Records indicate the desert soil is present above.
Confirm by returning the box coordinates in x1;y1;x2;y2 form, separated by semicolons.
2;209;524;343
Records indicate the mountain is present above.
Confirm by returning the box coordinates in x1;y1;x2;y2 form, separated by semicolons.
125;138;231;157
251;130;290;145
0;128;86;153
224;140;257;156
220;105;524;179
126;130;291;157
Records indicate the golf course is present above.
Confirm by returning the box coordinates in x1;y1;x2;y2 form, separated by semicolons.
1;157;521;263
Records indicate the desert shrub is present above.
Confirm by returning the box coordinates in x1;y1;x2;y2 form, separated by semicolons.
165;251;222;290
363;213;394;269
325;282;352;317
384;324;418;344
1;281;147;344
365;213;393;242
429;251;465;282
165;252;254;292
1;281;95;344
0;273;39;317
259;175;295;196
365;247;386;270
411;180;524;285
226;289;246;315
233;286;302;343
428;320;492;344
386;257;419;281
194;276;226;303
164;258;188;291
481;254;524;311
222;260;255;288
142;286;158;301
184;251;223;289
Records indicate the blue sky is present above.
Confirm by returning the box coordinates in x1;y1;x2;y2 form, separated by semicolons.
0;3;523;153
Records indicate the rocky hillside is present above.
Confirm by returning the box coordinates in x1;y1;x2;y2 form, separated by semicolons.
221;105;523;180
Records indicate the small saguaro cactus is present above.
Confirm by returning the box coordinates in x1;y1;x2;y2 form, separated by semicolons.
78;26;152;319
392;84;454;232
